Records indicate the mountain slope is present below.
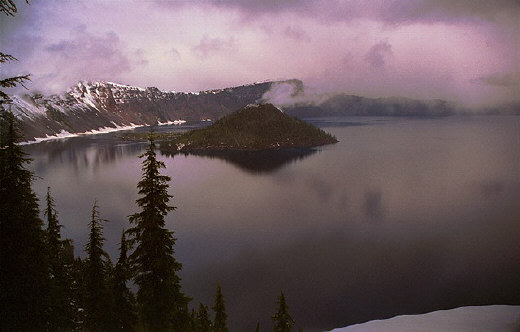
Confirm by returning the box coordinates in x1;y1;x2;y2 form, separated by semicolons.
10;78;515;143
7;80;302;142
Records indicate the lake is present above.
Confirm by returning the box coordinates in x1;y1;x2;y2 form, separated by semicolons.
25;116;520;331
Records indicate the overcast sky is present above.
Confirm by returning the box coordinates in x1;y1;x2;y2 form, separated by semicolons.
1;0;519;107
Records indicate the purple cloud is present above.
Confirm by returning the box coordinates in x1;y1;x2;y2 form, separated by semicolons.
380;0;520;25
365;41;392;69
134;49;149;66
191;35;236;58
1;0;518;107
42;27;135;78
473;72;520;88
170;47;181;58
5;24;148;94
284;25;310;42
156;0;315;16
45;27;128;68
205;0;520;25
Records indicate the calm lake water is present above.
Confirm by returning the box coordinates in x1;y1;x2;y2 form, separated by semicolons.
25;116;520;331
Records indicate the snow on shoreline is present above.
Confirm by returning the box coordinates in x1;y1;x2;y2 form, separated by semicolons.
20;120;187;145
157;120;187;126
328;305;520;332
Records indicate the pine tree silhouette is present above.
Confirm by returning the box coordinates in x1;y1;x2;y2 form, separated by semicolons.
196;302;213;332
111;230;138;331
272;292;295;332
213;283;229;332
0;110;50;330
84;200;114;331
45;187;76;331
0;1;30;104
128;132;190;331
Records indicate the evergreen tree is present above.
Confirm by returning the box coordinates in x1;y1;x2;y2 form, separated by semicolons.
213;283;229;332
111;230;138;331
128;133;190;331
190;308;197;332
195;303;212;332
70;256;87;330
271;292;295;332
0;110;50;330
84;200;114;331
0;54;30;103
45;187;62;254
0;0;28;16
1;1;30;104
45;187;76;331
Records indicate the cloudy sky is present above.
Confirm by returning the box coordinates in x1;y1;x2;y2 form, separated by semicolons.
1;0;519;107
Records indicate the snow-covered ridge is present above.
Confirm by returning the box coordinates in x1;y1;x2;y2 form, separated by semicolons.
7;79;302;143
328;305;520;332
68;81;176;107
11;79;275;119
9;95;48;118
69;80;273;104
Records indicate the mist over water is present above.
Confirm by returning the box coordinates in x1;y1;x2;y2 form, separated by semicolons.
25;116;520;331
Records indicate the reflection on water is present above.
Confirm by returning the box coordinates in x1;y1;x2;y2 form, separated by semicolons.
25;116;520;331
363;191;384;221
162;148;317;174
29;135;145;174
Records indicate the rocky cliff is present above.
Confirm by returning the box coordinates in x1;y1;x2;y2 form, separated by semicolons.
7;80;302;142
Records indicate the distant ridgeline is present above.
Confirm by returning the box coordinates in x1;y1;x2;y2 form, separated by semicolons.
159;103;338;153
7;78;518;142
6;80;302;142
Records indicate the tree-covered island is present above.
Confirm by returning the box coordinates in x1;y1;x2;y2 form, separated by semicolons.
159;103;338;153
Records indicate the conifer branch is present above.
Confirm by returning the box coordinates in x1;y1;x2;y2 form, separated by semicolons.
0;75;30;104
0;52;18;63
0;74;31;89
0;0;29;16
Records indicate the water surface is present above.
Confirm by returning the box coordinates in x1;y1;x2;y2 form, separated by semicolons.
26;116;520;331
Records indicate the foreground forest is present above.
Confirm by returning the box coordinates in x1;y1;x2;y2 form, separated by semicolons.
0;110;299;331
0;3;299;330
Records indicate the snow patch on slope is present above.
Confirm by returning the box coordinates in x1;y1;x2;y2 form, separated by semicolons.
21;118;188;144
9;95;47;118
157;120;186;125
21;123;147;145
